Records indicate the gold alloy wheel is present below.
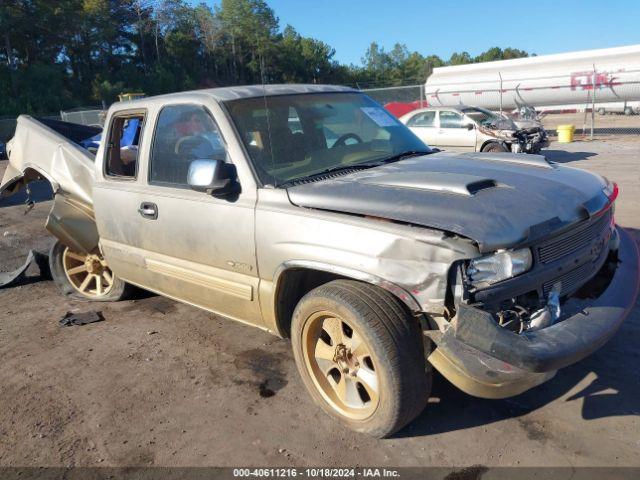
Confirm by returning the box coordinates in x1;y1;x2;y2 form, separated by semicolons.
302;311;380;420
62;247;114;298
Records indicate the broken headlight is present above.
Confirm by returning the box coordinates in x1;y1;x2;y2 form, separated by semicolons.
467;248;532;287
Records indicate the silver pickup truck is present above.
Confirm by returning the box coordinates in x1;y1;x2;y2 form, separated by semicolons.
1;85;638;437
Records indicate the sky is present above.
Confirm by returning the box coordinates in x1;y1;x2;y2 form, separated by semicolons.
201;0;639;65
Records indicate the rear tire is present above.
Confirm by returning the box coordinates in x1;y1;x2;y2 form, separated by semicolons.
291;280;431;438
482;142;508;153
49;240;129;301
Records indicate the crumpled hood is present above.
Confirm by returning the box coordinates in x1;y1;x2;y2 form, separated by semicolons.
286;152;608;253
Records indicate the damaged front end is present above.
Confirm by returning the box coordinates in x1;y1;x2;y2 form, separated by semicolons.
512;126;550;154
479;123;549;154
0;116;100;255
426;192;639;399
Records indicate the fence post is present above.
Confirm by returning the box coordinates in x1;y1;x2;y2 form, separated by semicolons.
591;64;596;140
498;71;503;114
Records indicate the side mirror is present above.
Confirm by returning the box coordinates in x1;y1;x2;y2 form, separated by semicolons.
187;159;237;196
465;123;475;130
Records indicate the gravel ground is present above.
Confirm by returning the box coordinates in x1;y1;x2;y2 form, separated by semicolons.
1;138;639;468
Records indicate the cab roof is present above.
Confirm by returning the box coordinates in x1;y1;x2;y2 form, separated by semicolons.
114;84;357;108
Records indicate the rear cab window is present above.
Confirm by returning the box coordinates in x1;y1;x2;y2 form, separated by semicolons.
104;111;146;179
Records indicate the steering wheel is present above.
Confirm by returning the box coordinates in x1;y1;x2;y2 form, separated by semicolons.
174;135;215;156
332;133;363;148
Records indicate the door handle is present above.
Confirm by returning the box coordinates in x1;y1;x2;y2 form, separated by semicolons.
138;202;158;220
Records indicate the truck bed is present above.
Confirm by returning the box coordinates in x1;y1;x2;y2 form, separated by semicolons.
0;115;98;206
0;115;101;254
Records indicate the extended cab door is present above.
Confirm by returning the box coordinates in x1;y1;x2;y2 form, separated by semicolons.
436;110;476;151
93;99;262;327
405;110;438;147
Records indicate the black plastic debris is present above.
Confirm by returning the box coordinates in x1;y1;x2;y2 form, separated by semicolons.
59;311;104;327
0;250;50;288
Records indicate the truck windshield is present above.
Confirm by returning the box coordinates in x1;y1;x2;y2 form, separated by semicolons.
224;92;430;187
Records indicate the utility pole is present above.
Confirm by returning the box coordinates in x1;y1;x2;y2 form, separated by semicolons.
591;64;596;140
499;72;503;115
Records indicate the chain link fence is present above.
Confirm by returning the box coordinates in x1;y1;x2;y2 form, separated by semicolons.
59;107;106;128
362;85;426;106
2;78;638;144
361;70;640;138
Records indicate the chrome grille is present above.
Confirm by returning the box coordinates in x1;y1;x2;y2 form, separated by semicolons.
543;262;594;296
538;211;612;264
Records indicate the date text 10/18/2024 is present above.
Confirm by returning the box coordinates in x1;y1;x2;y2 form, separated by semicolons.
233;468;401;478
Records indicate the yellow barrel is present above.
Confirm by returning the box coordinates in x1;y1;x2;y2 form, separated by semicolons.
557;124;575;143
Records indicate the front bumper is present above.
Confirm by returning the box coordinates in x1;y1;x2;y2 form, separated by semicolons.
523;135;549;153
427;226;639;399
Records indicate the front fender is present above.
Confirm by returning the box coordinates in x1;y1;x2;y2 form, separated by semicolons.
273;260;422;313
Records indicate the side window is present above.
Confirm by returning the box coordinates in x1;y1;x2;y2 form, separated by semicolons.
407;111;436;127
149;104;228;187
105;113;145;178
439;111;465;128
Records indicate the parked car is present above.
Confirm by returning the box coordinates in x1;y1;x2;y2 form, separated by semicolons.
1;85;637;437
400;106;549;154
0;141;6;160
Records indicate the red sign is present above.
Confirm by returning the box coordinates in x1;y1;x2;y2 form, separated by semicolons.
570;71;615;90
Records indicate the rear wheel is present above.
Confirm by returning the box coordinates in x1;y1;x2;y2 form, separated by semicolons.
49;240;129;301
482;142;508;153
291;280;431;437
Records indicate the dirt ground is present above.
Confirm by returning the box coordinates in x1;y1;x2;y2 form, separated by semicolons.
1;137;639;468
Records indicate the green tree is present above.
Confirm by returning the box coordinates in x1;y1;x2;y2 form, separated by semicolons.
216;0;279;83
0;0;534;117
449;51;473;65
474;46;529;62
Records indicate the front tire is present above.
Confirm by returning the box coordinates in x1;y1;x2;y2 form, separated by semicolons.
291;280;431;437
482;142;508;153
49;240;129;301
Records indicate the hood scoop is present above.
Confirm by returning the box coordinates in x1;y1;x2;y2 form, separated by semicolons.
355;172;498;196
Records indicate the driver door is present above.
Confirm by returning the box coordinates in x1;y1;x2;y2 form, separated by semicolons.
436;110;476;151
95;103;262;326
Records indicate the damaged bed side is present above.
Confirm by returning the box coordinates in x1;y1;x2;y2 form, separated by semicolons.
0;115;100;258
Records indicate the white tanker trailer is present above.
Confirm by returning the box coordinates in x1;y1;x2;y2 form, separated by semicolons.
425;45;640;114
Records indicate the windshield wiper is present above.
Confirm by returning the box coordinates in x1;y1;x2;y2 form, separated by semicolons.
280;150;432;187
316;150;432;173
372;149;433;165
279;163;373;187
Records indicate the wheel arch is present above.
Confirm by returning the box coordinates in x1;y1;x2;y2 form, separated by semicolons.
1;165;97;254
480;139;507;152
0;165;56;197
272;260;422;337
